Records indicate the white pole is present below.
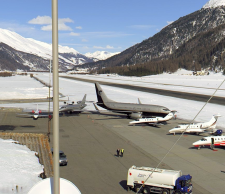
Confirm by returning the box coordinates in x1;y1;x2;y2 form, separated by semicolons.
52;0;60;193
48;60;52;138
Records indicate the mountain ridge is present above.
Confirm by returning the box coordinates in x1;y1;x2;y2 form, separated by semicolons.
0;28;117;71
80;5;225;75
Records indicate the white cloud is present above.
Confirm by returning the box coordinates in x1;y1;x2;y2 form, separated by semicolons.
58;23;73;31
28;16;74;31
28;16;51;25
106;45;114;49
59;18;73;24
76;26;82;30
41;25;52;31
82;39;88;42
70;32;80;36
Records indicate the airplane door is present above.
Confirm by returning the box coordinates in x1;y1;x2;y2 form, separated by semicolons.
210;138;214;150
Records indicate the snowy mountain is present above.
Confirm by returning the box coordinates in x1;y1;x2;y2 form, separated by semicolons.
85;51;120;61
81;1;225;75
203;0;225;8
0;28;95;71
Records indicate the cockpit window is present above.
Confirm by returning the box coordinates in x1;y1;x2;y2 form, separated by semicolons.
201;138;207;141
175;126;180;128
163;108;170;111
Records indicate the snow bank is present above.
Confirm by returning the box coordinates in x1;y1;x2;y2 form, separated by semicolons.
0;139;43;194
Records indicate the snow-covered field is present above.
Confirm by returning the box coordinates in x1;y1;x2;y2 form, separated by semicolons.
1;69;225;129
0;69;225;193
0;75;50;100
0;139;43;194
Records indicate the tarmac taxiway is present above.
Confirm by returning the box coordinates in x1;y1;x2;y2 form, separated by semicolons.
0;109;224;193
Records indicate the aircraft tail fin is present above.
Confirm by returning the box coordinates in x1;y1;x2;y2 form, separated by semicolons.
164;112;174;120
34;104;40;114
208;114;222;129
77;94;87;104
95;82;114;103
81;94;87;104
138;98;141;104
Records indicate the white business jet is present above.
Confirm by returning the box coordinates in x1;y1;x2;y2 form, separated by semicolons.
129;112;174;126
17;104;49;120
169;114;221;135
193;135;225;150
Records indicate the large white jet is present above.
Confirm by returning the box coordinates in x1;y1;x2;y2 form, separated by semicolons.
129;112;175;126
169;114;221;135
95;82;171;119
193;134;225;150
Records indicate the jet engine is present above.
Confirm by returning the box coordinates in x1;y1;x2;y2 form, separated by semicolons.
129;112;142;119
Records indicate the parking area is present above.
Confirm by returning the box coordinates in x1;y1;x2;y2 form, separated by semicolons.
1;110;223;193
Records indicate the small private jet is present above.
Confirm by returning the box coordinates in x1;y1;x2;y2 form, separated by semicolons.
17;104;50;120
18;94;88;120
193;134;225;150
129;112;175;126
169;114;221;135
94;82;171;119
59;94;87;114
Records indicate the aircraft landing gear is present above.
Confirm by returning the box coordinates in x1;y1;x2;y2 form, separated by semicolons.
210;144;214;150
197;146;201;150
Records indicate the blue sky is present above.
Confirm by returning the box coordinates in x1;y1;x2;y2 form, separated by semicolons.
0;0;209;54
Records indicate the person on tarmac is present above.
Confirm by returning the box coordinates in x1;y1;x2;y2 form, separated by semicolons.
120;149;124;157
116;148;120;157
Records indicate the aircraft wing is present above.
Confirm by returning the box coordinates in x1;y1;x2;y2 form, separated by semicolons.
148;121;167;126
36;114;50;118
17;113;34;118
94;103;133;113
59;109;88;113
17;113;51;119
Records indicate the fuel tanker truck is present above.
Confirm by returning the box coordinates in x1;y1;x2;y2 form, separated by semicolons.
127;165;192;194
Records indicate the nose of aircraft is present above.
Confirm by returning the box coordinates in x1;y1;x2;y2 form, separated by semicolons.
192;140;200;147
169;128;176;133
193;138;205;147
